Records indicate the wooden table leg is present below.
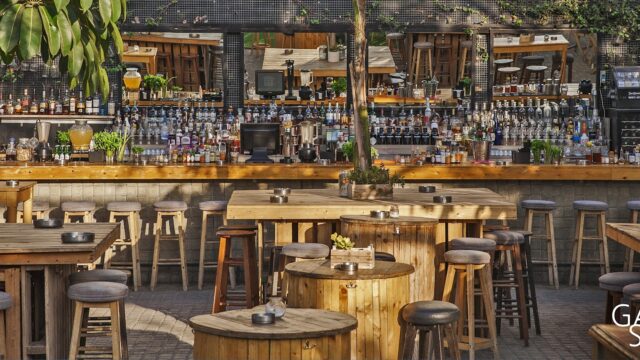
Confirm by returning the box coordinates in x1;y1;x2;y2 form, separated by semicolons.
560;46;567;84
44;265;74;359
149;56;157;75
3;267;21;359
257;221;264;302
5;193;17;223
22;188;33;224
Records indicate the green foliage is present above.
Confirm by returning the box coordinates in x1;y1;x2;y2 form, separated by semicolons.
131;146;144;155
331;233;354;250
332;77;347;95
56;130;70;145
347;165;404;186
342;140;377;161
0;0;127;98
143;74;168;91
93;131;123;152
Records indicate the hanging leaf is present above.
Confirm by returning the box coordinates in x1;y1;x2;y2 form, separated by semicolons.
79;0;92;13
68;42;83;77
19;6;42;60
0;4;23;53
110;22;122;53
98;0;112;25
57;11;72;55
111;0;121;23
120;0;126;21
38;6;60;56
53;0;70;12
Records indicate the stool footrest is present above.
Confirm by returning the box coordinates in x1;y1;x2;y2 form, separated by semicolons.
155;259;184;265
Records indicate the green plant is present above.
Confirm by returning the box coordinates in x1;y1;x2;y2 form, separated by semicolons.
171;85;183;92
143;74;168;92
332;77;347;95
460;77;473;89
93;131;122;153
530;140;545;163
0;0;127;98
131;146;144;155
342;140;377;161
331;232;354;250
56;130;70;145
347;165;404;186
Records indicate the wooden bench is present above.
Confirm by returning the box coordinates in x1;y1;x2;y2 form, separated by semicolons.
589;324;640;359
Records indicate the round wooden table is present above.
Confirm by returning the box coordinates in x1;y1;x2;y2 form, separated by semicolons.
341;215;438;301
189;306;356;360
286;259;414;360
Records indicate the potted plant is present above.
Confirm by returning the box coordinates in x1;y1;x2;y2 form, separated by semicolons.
132;146;145;164
332;77;348;98
93;131;122;163
143;74;168;100
329;232;374;269
341;140;378;162
56;130;70;146
346;165;404;200
460;76;473;98
327;46;340;63
530;140;545;164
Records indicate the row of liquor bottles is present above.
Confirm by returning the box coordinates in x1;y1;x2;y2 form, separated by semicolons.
0;88;117;116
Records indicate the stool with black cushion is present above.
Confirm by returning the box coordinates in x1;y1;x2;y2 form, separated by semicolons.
523;65;547;84
450;237;497;253
519;55;545;82
623;283;640;320
484;230;529;346
198;200;228;290
624;200;640;272
68;281;129;360
493;58;513;84
496;66;521;85
386;32;407;72
512;230;541;335
599;272;640;324
375;252;397;262
0;292;12;358
398;301;461;360
552;53;574;82
522;199;559;289
570;200;610;289
151;201;189;291
442;250;499;360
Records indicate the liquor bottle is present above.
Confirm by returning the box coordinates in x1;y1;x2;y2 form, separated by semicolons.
14;92;22;115
92;92;100;114
55;90;63;114
5;94;14;115
69;90;76;114
21;89;30;114
107;87;116;116
85;93;93;115
62;89;70;115
76;91;85;115
38;89;47;114
29;89;38;114
48;89;56;115
0;90;4;115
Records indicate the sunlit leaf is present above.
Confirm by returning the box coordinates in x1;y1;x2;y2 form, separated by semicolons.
19;6;42;59
0;4;23;53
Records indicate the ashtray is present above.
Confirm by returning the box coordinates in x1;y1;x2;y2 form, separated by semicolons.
433;195;453;204
335;262;359;273
419;185;436;193
270;195;288;204
370;210;390;219
273;188;291;196
61;232;95;244
5;180;19;187
34;219;63;229
188;33;201;39
318;159;330;166
251;312;275;325
495;161;507;166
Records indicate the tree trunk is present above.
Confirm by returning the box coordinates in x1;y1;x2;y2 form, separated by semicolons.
351;0;371;171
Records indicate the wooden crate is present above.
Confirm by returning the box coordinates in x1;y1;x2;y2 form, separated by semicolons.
519;34;534;44
330;245;375;269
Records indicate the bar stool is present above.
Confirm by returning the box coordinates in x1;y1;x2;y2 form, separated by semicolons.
156;52;173;79
623;283;640;320
552;53;574;82
62;201;96;223
0;292;12;358
519;55;545;83
450;237;496;254
496;66;520;85
398;301;461;360
104;202;142;291
197;200;228;290
18;200;50;222
493;58;513;84
513;230;541;335
434;38;454;86
523;65;547;84
624;200;640;272
386;32;406;72
68;281;128;360
522;199;559;289
599;272;640;324
212;229;259;313
442;250;499;360
150;201;189;291
570;200;610;289
410;41;433;85
484;230;529;346
375;252;396;262
277;243;330;298
458;40;473;83
180;55;201;91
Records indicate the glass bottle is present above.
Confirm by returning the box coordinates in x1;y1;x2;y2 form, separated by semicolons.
16;138;32;162
265;297;286;318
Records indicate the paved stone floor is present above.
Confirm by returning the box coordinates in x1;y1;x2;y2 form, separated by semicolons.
104;284;605;360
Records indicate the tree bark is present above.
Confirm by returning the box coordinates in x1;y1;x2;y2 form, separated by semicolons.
351;0;371;171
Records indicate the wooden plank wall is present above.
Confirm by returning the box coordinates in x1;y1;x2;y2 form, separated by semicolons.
275;33;329;49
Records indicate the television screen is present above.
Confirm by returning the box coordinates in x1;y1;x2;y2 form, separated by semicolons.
240;123;281;155
255;70;285;97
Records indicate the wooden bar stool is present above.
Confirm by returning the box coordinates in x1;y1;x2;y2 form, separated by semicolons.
386;32;407;72
434;39;454;86
398;301;461;360
0;292;12;359
519;55;545;83
484;230;530;346
552;53;574;82
493;58;513;84
458;40;473;83
450;237;496;254
68;281;128;360
514;230;541;335
523;65;547;84
410;41;434;85
569;200;610;289
104;202;142;291
624;200;640;272
599;272;640;324
180;55;201;91
18;200;50;222
62;201;96;223
623;283;640;320
442;250;499;360
275;243;329;298
156;52;173;79
374;251;396;262
212;229;259;313
150;201;189;291
496;66;521;85
197;201;228;290
522;199;559;289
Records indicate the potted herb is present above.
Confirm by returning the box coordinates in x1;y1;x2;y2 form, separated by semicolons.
460;76;473;98
332;77;348;98
327;46;340;63
132;146;145;164
341;140;378;162
329;233;375;269
56;131;70;146
530;140;545;164
347;165;404;200
93;131;122;163
143;74;168;100
547;144;562;165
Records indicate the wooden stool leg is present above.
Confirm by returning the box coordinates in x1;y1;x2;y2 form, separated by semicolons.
445;323;461;360
398;321;417;360
198;212;208;290
571;211;585;288
212;236;230;313
513;245;529;346
0;310;6;359
134;213;142;290
442;266;456;302
465;265;476;360
427;49;433;78
480;265;499;360
118;301;129;360
69;302;84;360
547;212;559;289
243;235;259;307
128;212;140;291
178;212;188;291
110;302;122;360
150;212;162;291
414;49;422;86
105;212;117;269
627;211;639;271
599;212;610;274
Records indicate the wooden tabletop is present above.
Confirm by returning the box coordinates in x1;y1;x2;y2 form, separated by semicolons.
189;306;357;339
0;223;119;265
0;181;36;192
123;47;158;57
227;188;516;221
285;259;414;280
606;223;640;253
493;35;569;48
124;32;222;46
588;324;640;359
340;215;439;225
262;46;395;76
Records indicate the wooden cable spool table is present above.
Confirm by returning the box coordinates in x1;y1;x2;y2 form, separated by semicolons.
286;259;414;360
340;215;438;302
190;306;357;360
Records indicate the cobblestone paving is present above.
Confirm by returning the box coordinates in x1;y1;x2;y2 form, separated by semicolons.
104;284;606;360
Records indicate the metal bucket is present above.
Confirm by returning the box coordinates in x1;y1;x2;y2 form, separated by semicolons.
471;140;492;162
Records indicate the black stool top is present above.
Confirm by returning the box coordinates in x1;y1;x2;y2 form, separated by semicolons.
216;229;256;238
444;250;490;265
599;272;640;292
484;230;525;245
69;269;128;286
218;224;259;231
450;237;496;252
401;301;460;326
68;281;129;303
374;252;396;262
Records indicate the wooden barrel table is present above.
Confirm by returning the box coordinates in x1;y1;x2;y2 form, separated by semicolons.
286;259;414;360
190;306;356;360
340;215;438;301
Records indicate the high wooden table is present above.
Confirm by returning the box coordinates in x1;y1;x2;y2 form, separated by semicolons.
122;47;158;74
606;223;640;252
0;223;119;359
588;324;640;359
286;259;414;360
493;34;569;82
190;306;357;360
0;180;34;223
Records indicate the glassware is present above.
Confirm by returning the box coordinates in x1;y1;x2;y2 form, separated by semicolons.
123;68;142;92
265;297;286;318
69;119;94;153
16;138;32;162
389;205;400;218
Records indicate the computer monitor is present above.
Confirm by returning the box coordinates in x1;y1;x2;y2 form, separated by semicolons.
255;70;285;98
241;123;281;155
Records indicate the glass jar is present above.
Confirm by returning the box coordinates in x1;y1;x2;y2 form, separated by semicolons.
69;119;94;153
123;67;142;92
16;138;32;162
265;297;286;318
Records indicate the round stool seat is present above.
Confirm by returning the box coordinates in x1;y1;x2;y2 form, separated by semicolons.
153;201;188;212
413;41;433;49
573;200;608;211
599;272;640;292
495;59;513;65
401;301;460;326
386;32;405;40
107;201;142;212
522;55;545;62
497;66;521;74
566;53;574;63
69;269;129;286
623;283;640;301
68;281;129;303
199;201;228;212
450;237;496;252
216;229;255;238
374;252;396;262
282;243;329;259
628;200;640;211
522;199;557;210
0;291;12;310
444;250;490;265
218;224;259;231
61;201;96;212
526;65;548;72
18;201;50;212
484;230;525;245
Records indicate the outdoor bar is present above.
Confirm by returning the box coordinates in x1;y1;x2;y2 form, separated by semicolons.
0;1;639;359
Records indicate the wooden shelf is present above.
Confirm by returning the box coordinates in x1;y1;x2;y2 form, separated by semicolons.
0;115;114;125
130;100;223;107
492;94;591;101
